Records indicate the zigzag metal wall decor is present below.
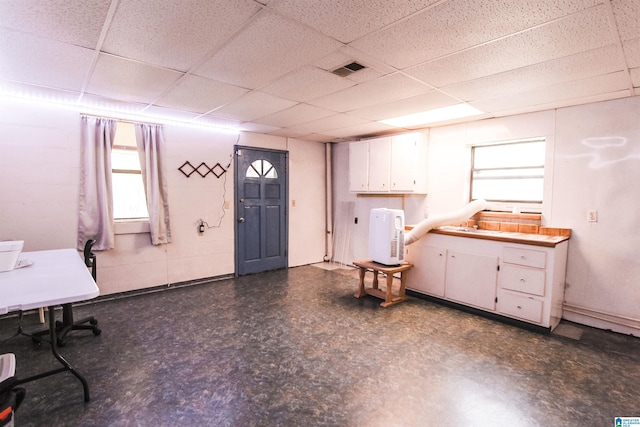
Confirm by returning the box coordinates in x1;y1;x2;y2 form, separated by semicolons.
178;161;227;178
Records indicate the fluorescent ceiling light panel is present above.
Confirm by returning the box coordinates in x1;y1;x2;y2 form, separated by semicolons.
379;103;483;127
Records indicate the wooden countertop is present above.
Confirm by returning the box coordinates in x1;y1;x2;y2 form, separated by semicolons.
405;226;570;247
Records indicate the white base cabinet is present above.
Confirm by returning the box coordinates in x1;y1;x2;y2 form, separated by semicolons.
405;233;568;331
445;251;498;311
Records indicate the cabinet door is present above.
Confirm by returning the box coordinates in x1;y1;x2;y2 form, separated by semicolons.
445;251;499;311
348;141;369;192
367;138;391;192
390;134;416;192
406;245;447;297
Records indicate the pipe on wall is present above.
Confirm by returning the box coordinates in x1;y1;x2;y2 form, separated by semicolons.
404;199;489;246
324;142;333;262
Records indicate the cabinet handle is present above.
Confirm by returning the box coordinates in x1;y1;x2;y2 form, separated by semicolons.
520;279;525;283
520;255;526;259
517;305;522;309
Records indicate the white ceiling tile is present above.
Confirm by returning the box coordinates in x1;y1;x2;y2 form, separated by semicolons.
269;0;440;43
298;133;337;143
405;4;616;88
0;29;94;91
194;9;342;88
0;0;110;48
192;115;242;130
309;73;431;112
323;121;399;138
348;90;461;121
211;91;297;122
611;0;640;41
443;46;626;102
1;0;638;141
623;38;640;68
155;75;248;114
267;128;311;139
86;53;183;104
287;113;369;133
139;105;202;122
351;0;604;69
80;93;149;114
630;67;640;88
314;45;397;75
343;67;386;84
260;66;356;102
253;103;336;128
471;72;631;113
103;0;261;71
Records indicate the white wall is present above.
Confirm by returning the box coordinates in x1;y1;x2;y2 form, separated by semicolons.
333;97;640;336
0;99;327;295
552;97;640;335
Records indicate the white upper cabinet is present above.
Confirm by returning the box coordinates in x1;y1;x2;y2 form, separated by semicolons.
348;140;369;192
367;137;391;192
348;132;427;194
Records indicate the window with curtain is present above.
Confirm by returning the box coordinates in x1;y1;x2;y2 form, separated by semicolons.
78;116;171;249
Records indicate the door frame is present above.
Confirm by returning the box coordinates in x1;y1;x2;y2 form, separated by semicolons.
234;145;289;276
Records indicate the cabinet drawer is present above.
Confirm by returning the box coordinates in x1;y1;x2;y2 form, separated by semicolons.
503;247;546;268
500;264;545;296
498;291;543;324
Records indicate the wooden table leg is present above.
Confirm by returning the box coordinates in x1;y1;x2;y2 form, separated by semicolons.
399;271;407;300
354;266;366;298
383;272;394;306
372;270;379;289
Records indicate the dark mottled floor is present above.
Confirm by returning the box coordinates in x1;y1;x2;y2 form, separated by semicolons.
1;265;639;426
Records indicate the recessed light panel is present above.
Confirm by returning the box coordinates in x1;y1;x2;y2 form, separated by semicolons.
379;103;483;127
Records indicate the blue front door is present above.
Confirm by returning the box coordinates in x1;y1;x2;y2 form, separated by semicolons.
235;146;288;275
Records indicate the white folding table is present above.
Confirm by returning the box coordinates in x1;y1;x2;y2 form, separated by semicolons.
0;249;100;402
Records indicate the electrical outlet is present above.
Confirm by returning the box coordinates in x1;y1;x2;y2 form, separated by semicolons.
587;210;598;222
224;201;230;209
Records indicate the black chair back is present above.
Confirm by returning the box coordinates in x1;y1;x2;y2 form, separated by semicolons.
83;240;96;281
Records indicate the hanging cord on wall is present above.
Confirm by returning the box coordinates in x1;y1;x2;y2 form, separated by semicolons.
197;151;234;231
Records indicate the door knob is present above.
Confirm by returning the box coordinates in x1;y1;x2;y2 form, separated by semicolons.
238;217;245;223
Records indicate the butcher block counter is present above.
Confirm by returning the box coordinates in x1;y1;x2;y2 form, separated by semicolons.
405;225;570;248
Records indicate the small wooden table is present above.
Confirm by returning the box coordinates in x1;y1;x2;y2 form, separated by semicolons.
353;259;413;307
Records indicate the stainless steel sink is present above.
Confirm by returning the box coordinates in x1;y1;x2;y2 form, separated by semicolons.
437;225;502;235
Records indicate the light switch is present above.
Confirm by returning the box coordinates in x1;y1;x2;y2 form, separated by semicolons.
587;210;597;222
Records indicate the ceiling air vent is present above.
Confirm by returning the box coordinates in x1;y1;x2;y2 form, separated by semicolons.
331;61;366;77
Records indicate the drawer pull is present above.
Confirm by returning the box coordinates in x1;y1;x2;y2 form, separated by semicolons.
520;279;525;283
517;305;522;309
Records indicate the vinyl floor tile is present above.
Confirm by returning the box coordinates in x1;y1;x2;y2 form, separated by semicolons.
1;265;638;426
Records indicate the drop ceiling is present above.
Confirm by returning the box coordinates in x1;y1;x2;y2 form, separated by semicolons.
0;0;638;142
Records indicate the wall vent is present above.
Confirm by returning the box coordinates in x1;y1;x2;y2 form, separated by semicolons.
331;61;366;77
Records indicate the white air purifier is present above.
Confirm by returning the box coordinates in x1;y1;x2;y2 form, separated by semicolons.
369;208;404;265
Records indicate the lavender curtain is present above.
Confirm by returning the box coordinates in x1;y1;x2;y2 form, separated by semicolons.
78;116;117;251
135;123;172;245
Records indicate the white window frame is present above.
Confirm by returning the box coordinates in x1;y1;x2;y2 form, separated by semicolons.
111;122;150;234
469;137;546;213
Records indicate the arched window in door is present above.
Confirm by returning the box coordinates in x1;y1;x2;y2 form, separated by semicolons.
246;159;278;178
